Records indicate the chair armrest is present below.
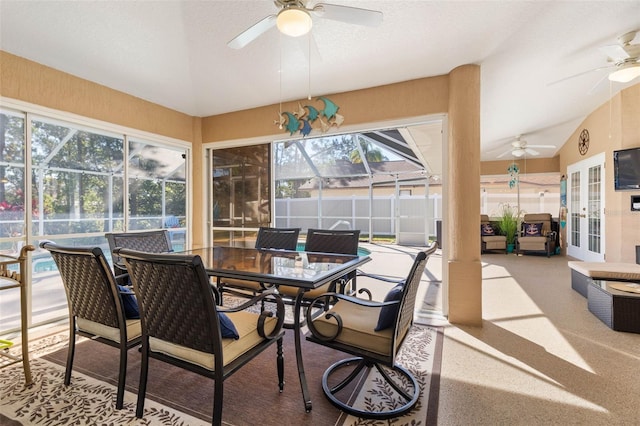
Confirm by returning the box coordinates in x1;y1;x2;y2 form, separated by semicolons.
114;272;130;281
352;270;405;300
305;291;398;342
218;287;284;339
356;269;404;284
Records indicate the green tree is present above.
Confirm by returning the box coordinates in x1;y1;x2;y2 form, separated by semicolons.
349;138;385;163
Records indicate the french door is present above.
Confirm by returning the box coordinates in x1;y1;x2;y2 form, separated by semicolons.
567;152;605;261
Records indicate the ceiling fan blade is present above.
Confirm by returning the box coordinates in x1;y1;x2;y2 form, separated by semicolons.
524;148;540;156
496;149;513;159
527;144;556;149
587;72;610;94
547;64;614;86
599;44;630;61
311;3;383;27
228;15;277;49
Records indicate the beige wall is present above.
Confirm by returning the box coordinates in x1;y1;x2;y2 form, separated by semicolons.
0;52;196;142
0;51;493;325
557;83;640;263
201;77;449;143
481;156;559;175
3;47;638;326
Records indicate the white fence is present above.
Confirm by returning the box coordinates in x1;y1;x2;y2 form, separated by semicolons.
274;191;560;243
275;194;441;244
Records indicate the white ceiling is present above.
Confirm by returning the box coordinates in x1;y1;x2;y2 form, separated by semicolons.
1;1;639;161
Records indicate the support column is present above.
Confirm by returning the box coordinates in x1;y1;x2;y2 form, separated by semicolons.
447;64;482;326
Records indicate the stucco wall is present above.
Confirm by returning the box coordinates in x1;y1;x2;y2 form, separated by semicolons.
0;51;196;142
201;76;449;143
557;83;640;263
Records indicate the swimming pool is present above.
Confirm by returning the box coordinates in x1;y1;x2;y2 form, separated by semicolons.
295;243;371;256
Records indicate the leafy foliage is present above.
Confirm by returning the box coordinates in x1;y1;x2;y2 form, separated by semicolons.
496;203;522;245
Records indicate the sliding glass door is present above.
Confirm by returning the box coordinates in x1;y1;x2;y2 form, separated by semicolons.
209;144;271;246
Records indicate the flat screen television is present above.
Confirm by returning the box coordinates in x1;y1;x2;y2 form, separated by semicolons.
613;147;640;190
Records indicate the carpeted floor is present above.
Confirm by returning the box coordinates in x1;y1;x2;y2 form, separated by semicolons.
1;323;442;426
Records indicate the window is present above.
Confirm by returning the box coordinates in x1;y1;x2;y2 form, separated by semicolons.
0;109;189;333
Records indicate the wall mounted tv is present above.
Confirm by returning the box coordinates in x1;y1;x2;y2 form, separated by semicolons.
613;147;640;190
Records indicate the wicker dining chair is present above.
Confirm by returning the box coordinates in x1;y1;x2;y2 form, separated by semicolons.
305;242;437;419
114;247;285;426
39;242;142;410
217;227;300;300
105;230;173;284
278;228;361;301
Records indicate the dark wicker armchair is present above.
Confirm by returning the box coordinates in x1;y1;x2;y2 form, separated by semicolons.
217;227;300;300
115;248;285;426
305;242;437;419
105;230;173;283
39;242;142;410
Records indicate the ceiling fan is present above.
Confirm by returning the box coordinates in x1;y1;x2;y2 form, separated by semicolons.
227;0;383;49
496;136;556;159
550;29;640;86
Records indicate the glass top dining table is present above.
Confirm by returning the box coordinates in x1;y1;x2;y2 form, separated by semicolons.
181;245;370;289
179;245;371;412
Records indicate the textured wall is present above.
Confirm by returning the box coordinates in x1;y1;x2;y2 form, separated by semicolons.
0;51;196;142
557;83;640;263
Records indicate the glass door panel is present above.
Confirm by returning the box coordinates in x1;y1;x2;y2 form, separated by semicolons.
211;144;270;247
567;153;604;261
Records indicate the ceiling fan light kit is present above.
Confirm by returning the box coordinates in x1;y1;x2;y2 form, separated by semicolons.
277;6;312;37
228;1;382;49
608;63;640;83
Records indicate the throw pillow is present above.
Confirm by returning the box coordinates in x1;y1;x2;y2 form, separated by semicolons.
117;285;140;319
524;222;543;236
481;223;496;236
374;284;404;331
219;312;239;339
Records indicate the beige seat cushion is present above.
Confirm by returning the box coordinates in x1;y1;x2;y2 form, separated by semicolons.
149;310;279;371
278;282;332;299
482;235;506;250
220;277;266;292
310;300;394;357
518;236;548;250
568;261;640;281
77;318;141;343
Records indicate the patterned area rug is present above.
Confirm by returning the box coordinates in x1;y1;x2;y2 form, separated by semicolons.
0;332;208;425
0;322;442;426
340;325;442;426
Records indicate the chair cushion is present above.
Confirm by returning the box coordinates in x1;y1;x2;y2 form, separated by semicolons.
221;277;266;292
524;222;543;236
312;301;393;357
568;261;640;281
77;317;141;343
149;310;278;370
375;284;403;331
278;282;332;299
219;312;239;339
518;236;547;251
481;223;497;236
